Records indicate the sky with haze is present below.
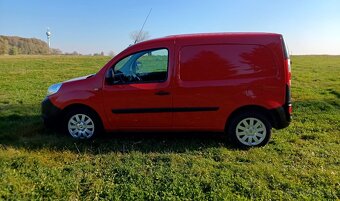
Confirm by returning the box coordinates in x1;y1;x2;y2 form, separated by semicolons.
0;0;339;55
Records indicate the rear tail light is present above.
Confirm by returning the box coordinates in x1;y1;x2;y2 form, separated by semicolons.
282;37;291;86
286;59;292;86
282;37;292;118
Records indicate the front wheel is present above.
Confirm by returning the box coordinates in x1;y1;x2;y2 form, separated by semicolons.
63;108;102;139
227;111;271;147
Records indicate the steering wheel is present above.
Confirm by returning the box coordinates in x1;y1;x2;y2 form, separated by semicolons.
113;70;126;84
132;73;141;81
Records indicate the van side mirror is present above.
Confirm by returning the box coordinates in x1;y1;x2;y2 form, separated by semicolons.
105;68;115;84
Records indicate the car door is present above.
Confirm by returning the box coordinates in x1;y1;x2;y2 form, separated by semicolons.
102;48;173;129
172;44;230;130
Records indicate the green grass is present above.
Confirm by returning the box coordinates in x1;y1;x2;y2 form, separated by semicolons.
0;55;339;200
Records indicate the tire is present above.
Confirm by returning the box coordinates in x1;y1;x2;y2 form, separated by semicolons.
227;111;271;147
63;108;102;139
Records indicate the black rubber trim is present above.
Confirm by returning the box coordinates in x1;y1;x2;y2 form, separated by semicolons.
112;107;219;114
41;97;62;127
269;105;291;129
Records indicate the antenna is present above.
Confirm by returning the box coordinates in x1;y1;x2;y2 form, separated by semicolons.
134;8;152;44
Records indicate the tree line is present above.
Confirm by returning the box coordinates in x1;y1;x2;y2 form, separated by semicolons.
0;31;150;56
0;35;62;55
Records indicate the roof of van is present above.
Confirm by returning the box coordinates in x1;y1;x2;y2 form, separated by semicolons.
165;32;280;39
132;32;282;47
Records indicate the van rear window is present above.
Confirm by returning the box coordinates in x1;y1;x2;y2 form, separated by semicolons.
179;44;276;81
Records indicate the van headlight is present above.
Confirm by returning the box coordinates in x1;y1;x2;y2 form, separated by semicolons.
47;83;62;96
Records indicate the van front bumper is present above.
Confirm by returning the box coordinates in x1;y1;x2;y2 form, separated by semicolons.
41;97;62;127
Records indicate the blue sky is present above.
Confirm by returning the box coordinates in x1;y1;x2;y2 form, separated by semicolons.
1;0;339;55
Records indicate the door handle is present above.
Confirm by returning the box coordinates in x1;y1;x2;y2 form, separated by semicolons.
155;91;170;96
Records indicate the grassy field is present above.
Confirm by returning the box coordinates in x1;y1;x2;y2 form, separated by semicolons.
0;55;339;200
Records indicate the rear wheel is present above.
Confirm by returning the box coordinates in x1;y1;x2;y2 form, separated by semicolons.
227;111;271;147
63;108;102;139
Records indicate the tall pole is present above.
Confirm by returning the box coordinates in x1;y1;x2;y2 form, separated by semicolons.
46;28;51;50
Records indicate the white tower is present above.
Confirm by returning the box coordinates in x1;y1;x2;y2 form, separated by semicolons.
46;28;51;48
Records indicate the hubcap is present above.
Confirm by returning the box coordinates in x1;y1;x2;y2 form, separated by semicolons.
68;114;95;139
236;117;266;146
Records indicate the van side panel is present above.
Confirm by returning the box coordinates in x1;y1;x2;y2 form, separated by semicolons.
180;44;278;81
173;43;285;130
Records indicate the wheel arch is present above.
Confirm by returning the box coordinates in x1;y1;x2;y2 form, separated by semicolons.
225;105;274;131
61;103;104;129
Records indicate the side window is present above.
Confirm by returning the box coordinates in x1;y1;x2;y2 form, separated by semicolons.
112;49;168;84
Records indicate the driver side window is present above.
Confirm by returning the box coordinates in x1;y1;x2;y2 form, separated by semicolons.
112;49;168;84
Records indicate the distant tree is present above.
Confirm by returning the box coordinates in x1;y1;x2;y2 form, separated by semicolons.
108;50;116;57
130;30;150;44
9;46;18;55
100;51;104;56
0;35;52;55
51;48;62;55
0;38;9;54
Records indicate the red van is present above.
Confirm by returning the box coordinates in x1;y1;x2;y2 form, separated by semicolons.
42;33;292;147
